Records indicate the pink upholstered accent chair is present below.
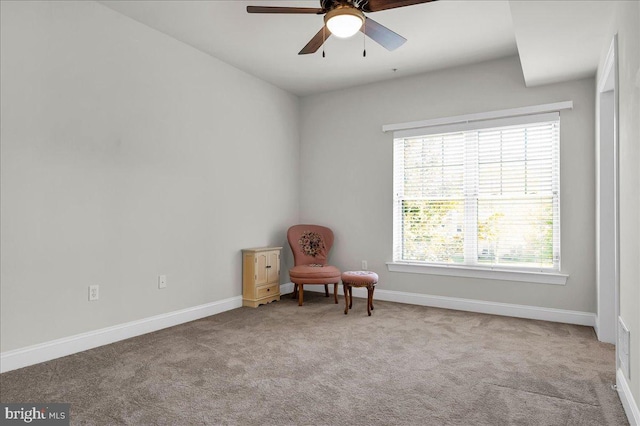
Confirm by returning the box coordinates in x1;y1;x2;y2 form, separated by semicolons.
287;225;341;306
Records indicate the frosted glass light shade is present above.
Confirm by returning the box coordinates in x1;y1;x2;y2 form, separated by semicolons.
324;7;364;39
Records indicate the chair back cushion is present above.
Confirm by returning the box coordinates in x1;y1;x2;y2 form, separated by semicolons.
287;224;335;266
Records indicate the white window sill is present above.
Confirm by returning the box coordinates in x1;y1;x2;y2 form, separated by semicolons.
386;262;568;285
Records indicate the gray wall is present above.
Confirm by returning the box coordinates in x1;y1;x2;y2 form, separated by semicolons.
0;0;619;367
0;1;300;352
596;0;640;413
300;56;596;313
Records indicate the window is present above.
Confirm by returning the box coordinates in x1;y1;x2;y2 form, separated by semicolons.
393;113;560;273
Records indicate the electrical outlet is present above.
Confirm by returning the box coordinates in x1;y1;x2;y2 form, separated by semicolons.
362;260;368;270
158;275;167;289
88;285;99;301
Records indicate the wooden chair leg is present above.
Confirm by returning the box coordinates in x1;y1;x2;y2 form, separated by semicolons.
333;283;338;304
371;286;375;310
367;287;372;316
292;283;298;299
348;287;353;309
324;284;329;297
298;284;304;306
343;284;349;314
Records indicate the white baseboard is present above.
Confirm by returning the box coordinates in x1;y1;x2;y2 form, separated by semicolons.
2;284;597;374
0;296;242;373
282;283;596;327
280;282;295;294
618;368;640;425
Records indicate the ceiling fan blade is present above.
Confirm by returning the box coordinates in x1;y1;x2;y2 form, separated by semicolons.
246;6;324;14
362;0;436;13
361;17;406;51
299;26;331;55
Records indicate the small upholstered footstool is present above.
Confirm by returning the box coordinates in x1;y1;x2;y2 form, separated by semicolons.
341;271;378;316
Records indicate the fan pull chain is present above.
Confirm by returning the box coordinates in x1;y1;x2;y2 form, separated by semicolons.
322;25;326;58
362;19;366;57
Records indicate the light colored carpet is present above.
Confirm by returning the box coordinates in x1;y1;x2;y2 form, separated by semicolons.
0;292;628;425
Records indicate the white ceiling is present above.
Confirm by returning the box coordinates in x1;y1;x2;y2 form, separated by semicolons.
98;0;616;96
510;1;615;87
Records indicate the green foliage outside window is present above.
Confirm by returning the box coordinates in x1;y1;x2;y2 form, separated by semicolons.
402;200;464;263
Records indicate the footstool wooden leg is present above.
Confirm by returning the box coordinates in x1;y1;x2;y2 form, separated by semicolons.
348;287;353;309
292;283;298;299
333;283;338;304
324;284;329;297
371;285;375;310
298;284;304;306
343;284;349;315
367;287;372;316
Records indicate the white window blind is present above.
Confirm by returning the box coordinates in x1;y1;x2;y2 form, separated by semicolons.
393;113;560;272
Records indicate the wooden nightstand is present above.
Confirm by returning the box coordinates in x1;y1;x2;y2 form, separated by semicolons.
242;247;282;308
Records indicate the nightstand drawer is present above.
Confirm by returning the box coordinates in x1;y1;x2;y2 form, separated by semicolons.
256;283;279;299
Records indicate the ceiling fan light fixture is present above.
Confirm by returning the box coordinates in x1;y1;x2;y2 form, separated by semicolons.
324;6;364;39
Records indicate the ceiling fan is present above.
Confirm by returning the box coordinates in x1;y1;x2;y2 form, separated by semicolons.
247;0;437;55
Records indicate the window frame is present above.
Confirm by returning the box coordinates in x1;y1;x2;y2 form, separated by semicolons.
387;105;571;285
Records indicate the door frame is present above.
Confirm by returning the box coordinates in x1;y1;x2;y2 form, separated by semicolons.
595;35;619;347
